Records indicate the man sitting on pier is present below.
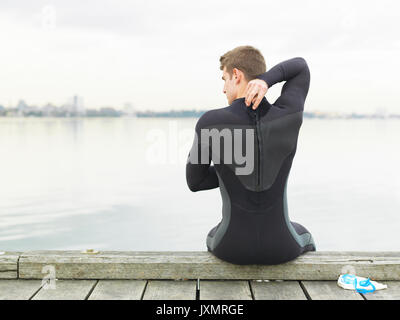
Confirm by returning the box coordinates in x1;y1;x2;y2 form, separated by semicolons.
186;45;316;265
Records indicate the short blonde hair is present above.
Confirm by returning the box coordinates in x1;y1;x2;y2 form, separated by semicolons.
219;45;266;81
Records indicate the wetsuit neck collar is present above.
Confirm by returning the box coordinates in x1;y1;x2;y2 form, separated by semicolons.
230;96;271;117
231;97;247;104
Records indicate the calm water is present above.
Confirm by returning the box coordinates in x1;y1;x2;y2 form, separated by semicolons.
0;117;399;251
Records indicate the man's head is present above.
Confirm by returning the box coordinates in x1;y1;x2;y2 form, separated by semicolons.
220;45;266;104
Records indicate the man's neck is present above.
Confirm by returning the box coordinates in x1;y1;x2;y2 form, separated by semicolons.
235;86;248;100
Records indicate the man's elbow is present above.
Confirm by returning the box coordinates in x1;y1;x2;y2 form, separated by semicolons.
186;164;201;192
187;180;200;192
292;57;308;71
294;56;307;65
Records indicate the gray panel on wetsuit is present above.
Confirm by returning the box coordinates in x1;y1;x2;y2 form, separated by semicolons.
206;171;231;251
283;173;316;249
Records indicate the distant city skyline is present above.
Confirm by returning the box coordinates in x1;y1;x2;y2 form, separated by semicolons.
1;97;399;119
0;1;399;113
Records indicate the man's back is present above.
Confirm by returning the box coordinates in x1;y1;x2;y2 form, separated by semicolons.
186;57;316;265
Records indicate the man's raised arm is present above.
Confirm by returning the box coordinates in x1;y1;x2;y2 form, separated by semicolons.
256;57;310;112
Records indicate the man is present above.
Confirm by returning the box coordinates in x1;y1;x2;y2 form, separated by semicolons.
186;45;316;265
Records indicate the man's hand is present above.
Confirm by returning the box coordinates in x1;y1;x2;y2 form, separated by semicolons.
244;79;269;110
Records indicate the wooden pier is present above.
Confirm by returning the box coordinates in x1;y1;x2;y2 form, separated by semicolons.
1;251;400;300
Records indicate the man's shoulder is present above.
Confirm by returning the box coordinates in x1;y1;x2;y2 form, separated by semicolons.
195;105;231;131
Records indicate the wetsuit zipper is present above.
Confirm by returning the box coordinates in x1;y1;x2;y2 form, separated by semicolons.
254;111;262;191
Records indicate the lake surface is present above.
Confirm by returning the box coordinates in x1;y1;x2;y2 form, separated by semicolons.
0;117;399;252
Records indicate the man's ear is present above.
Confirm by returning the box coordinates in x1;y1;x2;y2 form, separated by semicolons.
232;68;241;83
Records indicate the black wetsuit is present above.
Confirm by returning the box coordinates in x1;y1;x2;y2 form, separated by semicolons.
186;57;316;265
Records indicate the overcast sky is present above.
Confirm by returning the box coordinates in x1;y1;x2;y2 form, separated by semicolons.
0;0;399;113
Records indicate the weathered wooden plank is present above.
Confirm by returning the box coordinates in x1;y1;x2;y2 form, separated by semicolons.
199;281;252;300
362;281;400;300
88;280;146;300
18;250;400;280
301;281;363;300
299;251;400;257
32;280;97;300
0;252;20;279
250;280;307;300
0;280;42;300
142;280;196;300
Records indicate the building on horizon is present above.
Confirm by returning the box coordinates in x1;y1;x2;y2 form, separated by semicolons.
63;95;85;116
123;102;136;117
